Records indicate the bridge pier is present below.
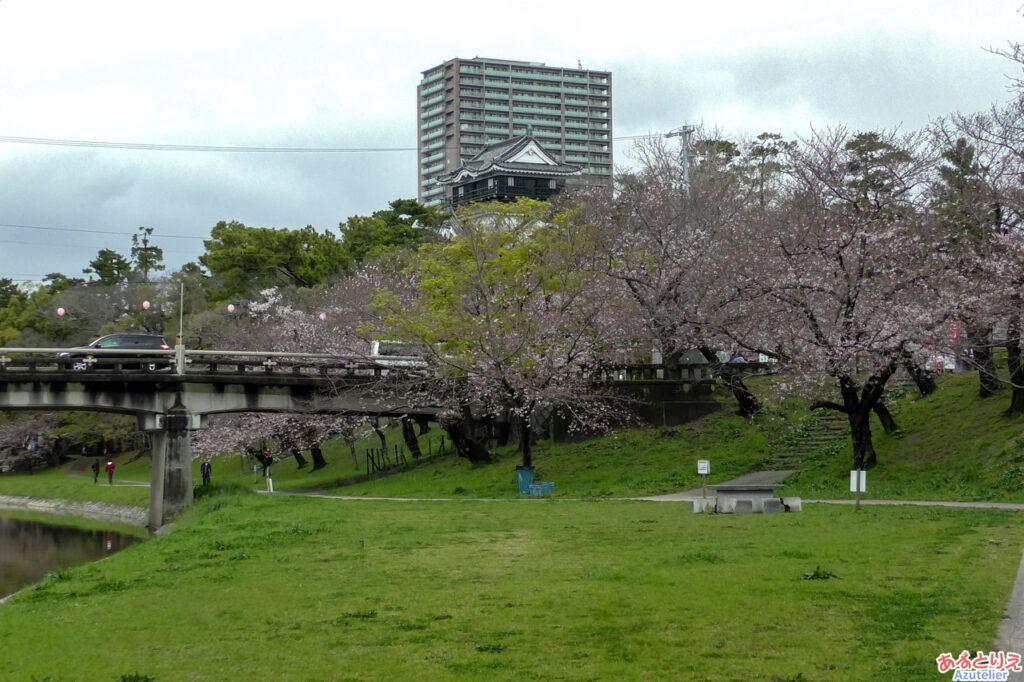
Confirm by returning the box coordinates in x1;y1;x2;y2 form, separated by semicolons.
145;402;196;530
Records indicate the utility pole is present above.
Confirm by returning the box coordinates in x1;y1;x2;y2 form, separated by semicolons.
665;124;696;193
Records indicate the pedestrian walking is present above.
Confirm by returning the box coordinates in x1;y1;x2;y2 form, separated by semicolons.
201;459;212;485
91;458;100;484
105;460;115;485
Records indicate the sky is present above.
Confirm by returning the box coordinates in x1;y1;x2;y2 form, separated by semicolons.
0;0;1021;283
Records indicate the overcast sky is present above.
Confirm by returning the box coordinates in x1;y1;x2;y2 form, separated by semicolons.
0;0;1020;283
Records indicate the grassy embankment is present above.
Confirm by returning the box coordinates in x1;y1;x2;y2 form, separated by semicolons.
3;371;1024;503
1;490;1022;681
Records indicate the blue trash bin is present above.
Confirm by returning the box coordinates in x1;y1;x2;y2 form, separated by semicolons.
516;466;535;494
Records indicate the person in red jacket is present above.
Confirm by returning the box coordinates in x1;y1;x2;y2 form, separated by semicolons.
105;460;115;485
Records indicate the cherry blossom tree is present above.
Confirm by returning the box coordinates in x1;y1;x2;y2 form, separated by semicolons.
727;127;954;469
578;129;792;416
374;198;638;467
938;70;1024;414
0;413;62;472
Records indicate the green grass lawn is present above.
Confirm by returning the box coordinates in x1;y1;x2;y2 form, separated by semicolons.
1;489;1020;680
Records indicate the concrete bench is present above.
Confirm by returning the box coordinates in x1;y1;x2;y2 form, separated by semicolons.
709;484;786;514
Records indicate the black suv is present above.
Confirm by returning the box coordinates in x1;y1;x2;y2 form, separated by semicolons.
58;333;172;371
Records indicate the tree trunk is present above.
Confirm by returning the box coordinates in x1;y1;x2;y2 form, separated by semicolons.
290;446;308;469
837;362;897;470
901;354;936;397
1006;313;1024;415
968;324;1001;398
872;401;899;434
401;417;422;459
310;443;327;471
847;408;877;470
698;346;761;417
344;433;359;470
372;418;387;454
442;422;491;463
723;370;762;417
416;417;430;436
519;411;533;469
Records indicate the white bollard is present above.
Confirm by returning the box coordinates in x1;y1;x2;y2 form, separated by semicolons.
267;477;274;494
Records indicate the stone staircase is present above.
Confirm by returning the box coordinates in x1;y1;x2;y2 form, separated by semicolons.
768;410;849;470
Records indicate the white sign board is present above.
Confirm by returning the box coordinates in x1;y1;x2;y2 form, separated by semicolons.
697;460;710;475
849;470;866;493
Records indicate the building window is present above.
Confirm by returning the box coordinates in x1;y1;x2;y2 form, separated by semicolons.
549;179;557;189
508;177;515;187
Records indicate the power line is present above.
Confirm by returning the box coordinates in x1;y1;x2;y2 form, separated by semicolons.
0;222;204;240
0;133;651;154
0;135;417;153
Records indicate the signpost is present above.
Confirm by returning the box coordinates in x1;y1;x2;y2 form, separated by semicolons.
697;459;710;499
849;469;866;511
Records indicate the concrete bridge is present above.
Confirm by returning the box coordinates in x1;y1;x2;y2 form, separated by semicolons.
0;345;755;528
0;346;438;529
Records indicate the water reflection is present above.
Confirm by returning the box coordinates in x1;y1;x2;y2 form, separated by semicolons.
0;516;142;599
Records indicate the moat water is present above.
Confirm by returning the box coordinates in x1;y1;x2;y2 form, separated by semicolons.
0;515;142;599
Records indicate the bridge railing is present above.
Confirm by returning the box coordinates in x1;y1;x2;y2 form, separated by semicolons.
0;347;426;380
0;347;177;373
0;348;772;382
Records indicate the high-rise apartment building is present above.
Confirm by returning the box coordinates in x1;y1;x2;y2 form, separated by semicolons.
417;57;612;206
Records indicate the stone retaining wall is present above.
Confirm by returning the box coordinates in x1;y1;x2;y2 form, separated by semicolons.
0;494;148;527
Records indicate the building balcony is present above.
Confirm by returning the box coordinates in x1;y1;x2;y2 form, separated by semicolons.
528;71;564;82
421;85;443;99
512;104;559;115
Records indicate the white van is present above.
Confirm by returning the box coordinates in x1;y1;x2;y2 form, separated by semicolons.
369;340;429;368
